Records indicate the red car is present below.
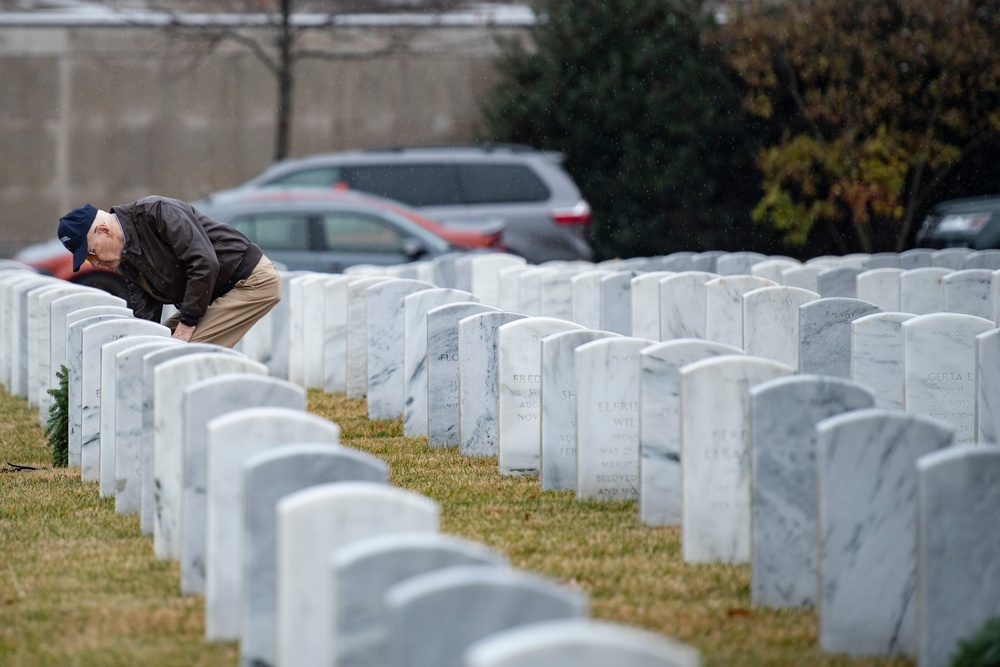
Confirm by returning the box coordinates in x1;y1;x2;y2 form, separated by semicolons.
14;238;129;300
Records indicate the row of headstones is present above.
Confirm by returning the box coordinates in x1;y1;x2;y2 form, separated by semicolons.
0;262;701;667
248;252;1000;666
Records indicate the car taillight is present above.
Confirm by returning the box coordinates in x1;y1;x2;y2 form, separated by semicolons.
552;200;591;225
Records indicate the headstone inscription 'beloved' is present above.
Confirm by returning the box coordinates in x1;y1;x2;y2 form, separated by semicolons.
539;329;621;491
498;317;584;475
575;337;655;502
680;355;794;564
816;409;953;657
750;375;875;609
917;445;1000;667
240;445;388;667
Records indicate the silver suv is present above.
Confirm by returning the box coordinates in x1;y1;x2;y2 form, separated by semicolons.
204;145;593;263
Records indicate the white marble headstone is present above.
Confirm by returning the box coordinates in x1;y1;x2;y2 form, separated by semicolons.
903;312;994;445
917;445;1000;667
680;355;794;563
978;329;1000;444
180;373;306;596
463;618;702;667
498;317;585;475
750;375;875;609
659;272;718;340
638;339;744;526
630;272;672;340
241;444;388;667
276;482;439;667
574;337;655;502
539;329;621;491
346;276;391;399
816;409;953;657
742;285;819;368
850;312;916;410
366;279;435;420
459;311;527;457
570;270;613;329
204;407;340;641
704;275;776;348
426;302;500;447
153;352;268;560
798;298;882;377
899;267;950;315
943;269;993;319
599;271;639;335
856;268;903;312
112;339;181;515
403;288;478;437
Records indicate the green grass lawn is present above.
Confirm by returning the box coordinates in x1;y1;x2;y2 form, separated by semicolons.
0;387;912;667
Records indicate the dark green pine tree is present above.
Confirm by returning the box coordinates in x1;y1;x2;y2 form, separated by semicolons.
481;0;781;260
44;364;69;468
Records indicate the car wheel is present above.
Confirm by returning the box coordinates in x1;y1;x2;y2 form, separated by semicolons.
73;271;129;302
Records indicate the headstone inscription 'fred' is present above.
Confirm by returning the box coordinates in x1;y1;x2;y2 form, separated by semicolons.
498;317;584;475
575;337;655;502
680;355;794;564
539;329;621;491
903;313;994;445
638;340;744;527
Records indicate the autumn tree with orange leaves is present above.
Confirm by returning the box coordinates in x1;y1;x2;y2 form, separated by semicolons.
714;0;1000;253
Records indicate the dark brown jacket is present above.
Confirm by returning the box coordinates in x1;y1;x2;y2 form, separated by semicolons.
112;196;261;326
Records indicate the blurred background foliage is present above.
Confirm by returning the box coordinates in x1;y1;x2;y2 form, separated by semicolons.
481;0;1000;261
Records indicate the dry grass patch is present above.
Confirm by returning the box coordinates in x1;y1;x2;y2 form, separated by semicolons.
0;386;913;666
310;390;911;667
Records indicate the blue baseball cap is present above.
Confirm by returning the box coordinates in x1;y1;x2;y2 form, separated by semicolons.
58;204;98;272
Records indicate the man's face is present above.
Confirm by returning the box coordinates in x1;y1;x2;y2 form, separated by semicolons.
86;224;123;270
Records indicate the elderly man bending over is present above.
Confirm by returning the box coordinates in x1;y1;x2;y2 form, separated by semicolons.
57;196;280;348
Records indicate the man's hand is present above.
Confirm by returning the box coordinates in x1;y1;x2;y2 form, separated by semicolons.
172;322;196;342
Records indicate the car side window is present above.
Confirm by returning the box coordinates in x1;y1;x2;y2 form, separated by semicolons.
459;164;550;204
320;211;406;252
228;214;312;250
266;167;342;188
340;164;462;206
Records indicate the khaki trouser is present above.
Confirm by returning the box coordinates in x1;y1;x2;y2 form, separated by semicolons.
165;255;281;348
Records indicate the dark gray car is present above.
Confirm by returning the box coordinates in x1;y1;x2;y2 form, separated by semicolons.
195;189;457;273
202;145;593;264
915;194;1000;249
